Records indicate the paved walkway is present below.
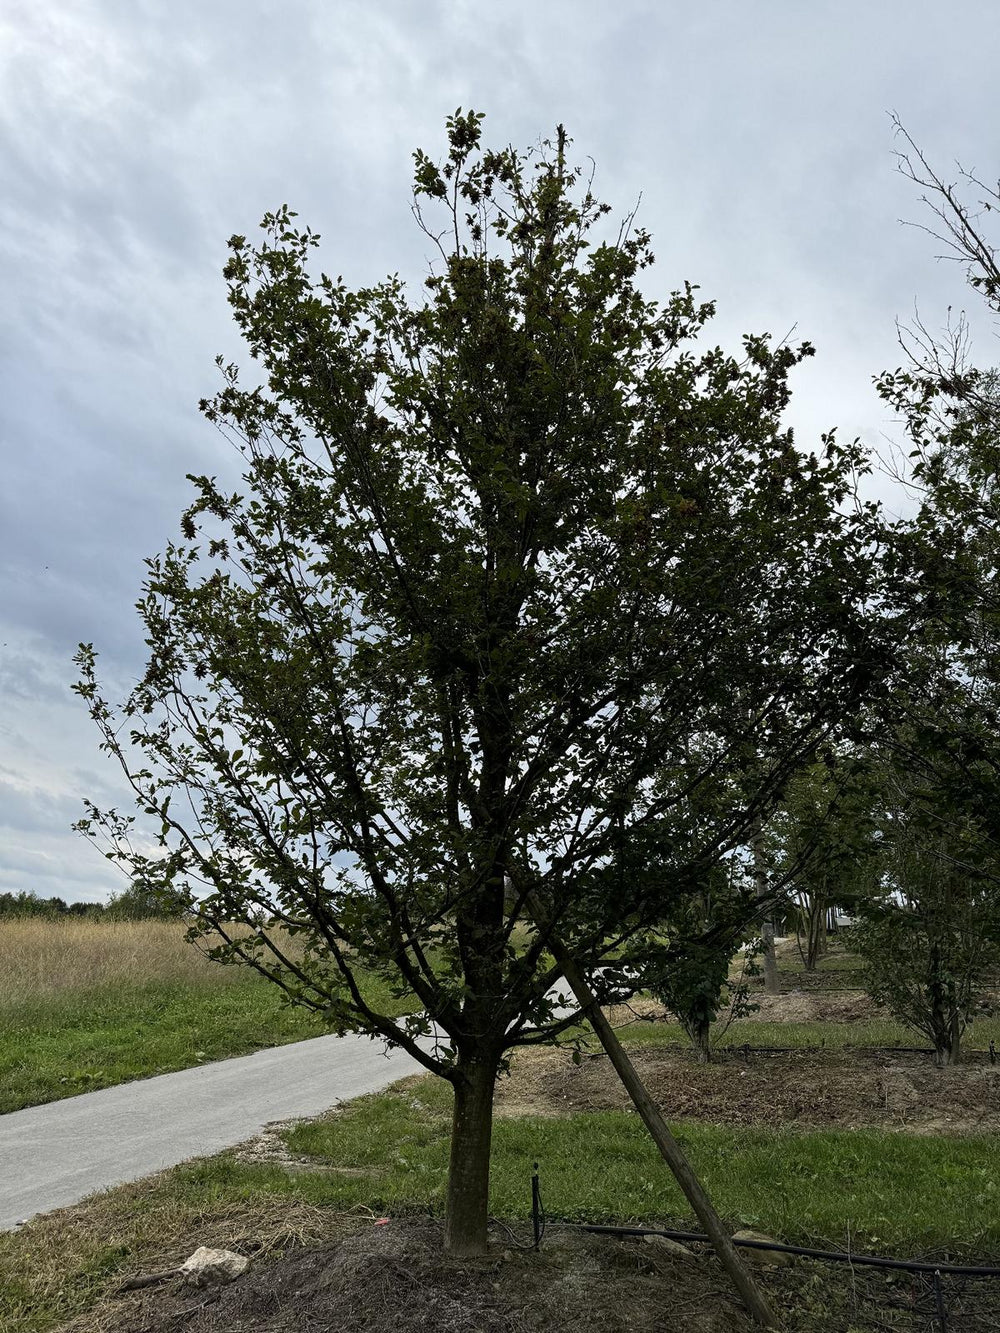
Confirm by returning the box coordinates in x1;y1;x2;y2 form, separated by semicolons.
0;1032;429;1230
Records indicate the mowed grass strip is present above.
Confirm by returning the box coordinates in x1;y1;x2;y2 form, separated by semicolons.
277;1077;1000;1256
4;1074;999;1333
0;919;415;1112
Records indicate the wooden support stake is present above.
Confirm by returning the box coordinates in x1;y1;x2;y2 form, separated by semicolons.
547;940;777;1327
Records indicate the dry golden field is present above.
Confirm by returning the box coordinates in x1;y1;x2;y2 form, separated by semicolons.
0;918;330;1115
0;918;246;1005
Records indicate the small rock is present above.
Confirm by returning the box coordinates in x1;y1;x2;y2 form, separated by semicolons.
179;1246;250;1288
642;1234;695;1258
731;1229;794;1268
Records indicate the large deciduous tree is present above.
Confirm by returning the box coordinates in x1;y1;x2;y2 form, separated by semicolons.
74;112;885;1258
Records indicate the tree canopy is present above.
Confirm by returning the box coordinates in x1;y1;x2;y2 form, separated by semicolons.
74;111;889;1256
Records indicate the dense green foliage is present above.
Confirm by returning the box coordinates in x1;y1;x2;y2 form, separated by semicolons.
64;110;1000;1265
840;126;1000;1063
851;772;1000;1065
74;113;884;1067
72;111;889;1252
637;860;761;1060
765;757;880;970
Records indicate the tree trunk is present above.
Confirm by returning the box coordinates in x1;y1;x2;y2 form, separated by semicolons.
931;987;962;1068
949;1003;962;1066
553;949;776;1327
687;1016;712;1063
443;1054;499;1257
927;943;960;1068
753;828;780;995
933;1041;956;1068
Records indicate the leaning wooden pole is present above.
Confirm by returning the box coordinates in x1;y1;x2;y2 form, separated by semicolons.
546;939;777;1327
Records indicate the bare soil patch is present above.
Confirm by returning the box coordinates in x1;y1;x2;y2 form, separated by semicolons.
607;987;885;1026
62;1216;866;1333
495;1044;1000;1132
741;988;882;1023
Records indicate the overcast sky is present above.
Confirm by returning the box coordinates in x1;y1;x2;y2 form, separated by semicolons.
2;1;999;904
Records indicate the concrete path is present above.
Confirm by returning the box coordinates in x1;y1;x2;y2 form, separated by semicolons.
0;1031;432;1231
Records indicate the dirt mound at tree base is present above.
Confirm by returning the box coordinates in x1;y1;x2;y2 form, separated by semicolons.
85;1219;767;1333
74;1217;953;1333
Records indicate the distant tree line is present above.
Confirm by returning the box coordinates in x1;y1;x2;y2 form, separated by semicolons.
0;883;188;921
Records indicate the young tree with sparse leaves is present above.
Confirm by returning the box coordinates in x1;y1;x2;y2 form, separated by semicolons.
876;119;1000;858
74;111;887;1262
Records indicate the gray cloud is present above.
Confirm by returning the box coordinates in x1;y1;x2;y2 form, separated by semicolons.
3;0;1000;899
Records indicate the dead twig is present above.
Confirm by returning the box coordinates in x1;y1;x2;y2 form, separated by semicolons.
116;1267;180;1293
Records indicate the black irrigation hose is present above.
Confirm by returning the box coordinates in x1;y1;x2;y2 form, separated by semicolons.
583;1043;997;1057
725;1044;950;1055
571;1223;1000;1277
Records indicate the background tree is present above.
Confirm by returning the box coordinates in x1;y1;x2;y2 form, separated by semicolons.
766;755;881;971
0;890;69;919
105;878;190;921
852;742;1000;1065
640;855;761;1061
861;123;1000;1066
75;111;886;1259
876;119;1000;857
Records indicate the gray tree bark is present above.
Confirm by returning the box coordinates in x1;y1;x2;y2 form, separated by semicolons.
753;826;780;996
443;1053;500;1256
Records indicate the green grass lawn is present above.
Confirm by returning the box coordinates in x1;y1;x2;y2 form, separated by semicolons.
0;978;323;1113
273;1077;1000;1256
772;947;864;973
146;1074;1000;1258
0;971;415;1114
